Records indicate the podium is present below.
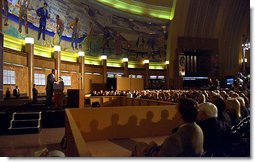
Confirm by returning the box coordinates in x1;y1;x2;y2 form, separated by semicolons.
67;89;84;108
53;82;64;108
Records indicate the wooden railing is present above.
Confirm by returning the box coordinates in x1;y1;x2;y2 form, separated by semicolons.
65;104;182;156
65;109;91;157
88;96;174;107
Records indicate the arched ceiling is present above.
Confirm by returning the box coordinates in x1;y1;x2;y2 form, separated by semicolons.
169;0;250;77
21;0;171;39
95;0;176;20
133;0;173;7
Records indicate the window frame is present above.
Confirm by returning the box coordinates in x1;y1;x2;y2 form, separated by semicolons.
61;76;72;86
3;70;16;85
34;73;46;86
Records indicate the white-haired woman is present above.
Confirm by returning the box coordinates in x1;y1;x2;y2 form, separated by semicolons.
226;98;242;126
197;102;230;156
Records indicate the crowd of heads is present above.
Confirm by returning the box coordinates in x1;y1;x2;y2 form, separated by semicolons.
91;73;250;156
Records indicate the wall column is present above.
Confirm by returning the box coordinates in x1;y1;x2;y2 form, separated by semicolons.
143;60;149;89
101;55;107;84
78;51;85;92
167;0;190;88
0;1;3;101
25;38;34;100
53;46;61;79
123;58;128;77
165;61;170;89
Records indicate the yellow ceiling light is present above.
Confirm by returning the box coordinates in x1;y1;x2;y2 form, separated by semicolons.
96;0;176;20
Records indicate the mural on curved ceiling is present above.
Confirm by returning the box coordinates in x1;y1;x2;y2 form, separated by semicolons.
3;0;169;61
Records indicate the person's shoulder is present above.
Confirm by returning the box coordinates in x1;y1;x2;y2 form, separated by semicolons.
178;123;200;132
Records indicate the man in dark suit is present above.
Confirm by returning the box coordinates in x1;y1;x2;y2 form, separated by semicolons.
46;69;56;107
32;84;39;103
13;85;20;98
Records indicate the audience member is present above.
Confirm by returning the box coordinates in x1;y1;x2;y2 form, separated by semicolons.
236;96;249;118
132;98;203;157
197;102;230;156
226;98;242;126
5;88;11;99
210;95;232;130
13;85;20;98
32;84;38;103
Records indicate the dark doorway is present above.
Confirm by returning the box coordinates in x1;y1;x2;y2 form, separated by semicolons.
107;78;116;90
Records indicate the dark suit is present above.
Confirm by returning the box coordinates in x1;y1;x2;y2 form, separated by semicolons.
33;87;38;103
46;73;55;107
197;118;231;156
13;88;20;98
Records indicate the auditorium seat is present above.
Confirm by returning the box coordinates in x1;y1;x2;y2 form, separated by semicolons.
91;102;100;108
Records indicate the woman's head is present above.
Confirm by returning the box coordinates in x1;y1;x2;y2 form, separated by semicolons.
226;98;241;118
197;102;218;121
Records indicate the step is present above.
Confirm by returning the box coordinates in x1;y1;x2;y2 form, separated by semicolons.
10;119;41;128
8;127;40;135
13;112;41;120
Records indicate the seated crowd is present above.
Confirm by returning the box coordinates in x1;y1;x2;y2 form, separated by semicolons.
90;73;250;157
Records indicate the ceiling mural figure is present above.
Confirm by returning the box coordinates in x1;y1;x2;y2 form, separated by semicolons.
3;0;170;61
